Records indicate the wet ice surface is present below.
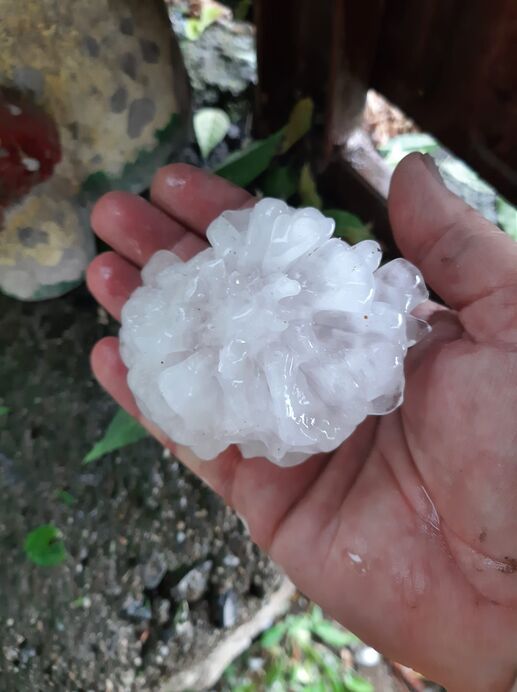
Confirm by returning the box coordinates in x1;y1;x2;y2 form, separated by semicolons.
120;199;430;465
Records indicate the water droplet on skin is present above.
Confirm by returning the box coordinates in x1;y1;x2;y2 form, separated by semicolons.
348;552;362;564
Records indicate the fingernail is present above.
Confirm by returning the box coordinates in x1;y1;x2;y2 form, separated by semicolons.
421;153;443;184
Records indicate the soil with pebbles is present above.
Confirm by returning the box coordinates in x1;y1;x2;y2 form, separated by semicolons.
0;287;281;691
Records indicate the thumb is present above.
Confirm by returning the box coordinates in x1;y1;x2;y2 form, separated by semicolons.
388;152;517;343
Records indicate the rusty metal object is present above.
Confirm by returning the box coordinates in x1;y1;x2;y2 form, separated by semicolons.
0;0;190;300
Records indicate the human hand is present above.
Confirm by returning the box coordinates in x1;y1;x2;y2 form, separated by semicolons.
87;153;517;692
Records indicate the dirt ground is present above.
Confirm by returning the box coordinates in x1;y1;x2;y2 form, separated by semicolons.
0;287;282;691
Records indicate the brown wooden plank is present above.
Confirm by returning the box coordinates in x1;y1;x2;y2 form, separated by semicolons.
371;0;517;202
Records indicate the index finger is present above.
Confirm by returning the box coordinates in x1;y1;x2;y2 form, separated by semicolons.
150;163;253;233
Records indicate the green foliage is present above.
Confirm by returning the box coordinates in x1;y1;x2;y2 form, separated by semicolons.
259;164;298;200
216;98;313;188
214;99;375;245
261;620;288;648
324;209;374;244
194;108;231;159
56;490;77;507
343;672;374;692
299;164;322;209
0;406;9;416
380;132;517;241
216;129;285;187
83;408;148;464
234;0;252;20
379;132;439;168
439;157;493;193
184;4;224;41
312;620;360;649
497;196;517;240
24;524;66;567
226;606;371;691
281;97;314;154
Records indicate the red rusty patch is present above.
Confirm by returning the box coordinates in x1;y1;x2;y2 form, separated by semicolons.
0;87;61;209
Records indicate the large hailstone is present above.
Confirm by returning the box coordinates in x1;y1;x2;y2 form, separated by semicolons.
120;198;429;466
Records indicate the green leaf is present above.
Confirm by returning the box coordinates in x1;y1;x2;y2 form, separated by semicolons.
324;209;374;244
286;613;312;632
261;620;288;648
281;97;314;153
299;164;322;209
305;641;342;687
343;671;374;692
56;490;76;507
194;108;231;159
232;683;255;692
184;3;223;41
24;524;66;567
305;682;329;692
312;620;360;648
379;133;439;167
83;408;148;463
0;406;9;416
496;196;517;240
288;618;312;646
439;158;493;194
235;0;252;20
310;604;324;623
264;657;287;687
215;129;284;187
259;164;298;200
291;661;316;685
214;98;312;189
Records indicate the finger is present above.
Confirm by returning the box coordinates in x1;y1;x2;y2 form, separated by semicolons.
150;163;253;233
87;217;212;323
91;191;206;267
86;252;141;321
389;153;517;342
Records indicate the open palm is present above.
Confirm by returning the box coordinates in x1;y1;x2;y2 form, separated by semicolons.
88;153;517;692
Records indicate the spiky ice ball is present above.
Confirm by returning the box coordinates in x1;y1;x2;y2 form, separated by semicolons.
120;198;430;466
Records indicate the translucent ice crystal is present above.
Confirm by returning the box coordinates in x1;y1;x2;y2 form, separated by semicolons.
120;199;430;466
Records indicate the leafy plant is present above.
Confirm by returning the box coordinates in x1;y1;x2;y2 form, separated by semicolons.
216;97;314;187
216;129;285;187
261;620;289;648
379;132;439;168
225;606;373;691
83;408;148;464
497;196;517;240
343;671;374;692
324;209;374;245
281;98;314;154
24;524;66;567
312;619;360;649
56;489;77;507
259;163;298;200
184;3;224;41
194;108;231;159
234;0;252;21
0;405;9;416
299;164;322;209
